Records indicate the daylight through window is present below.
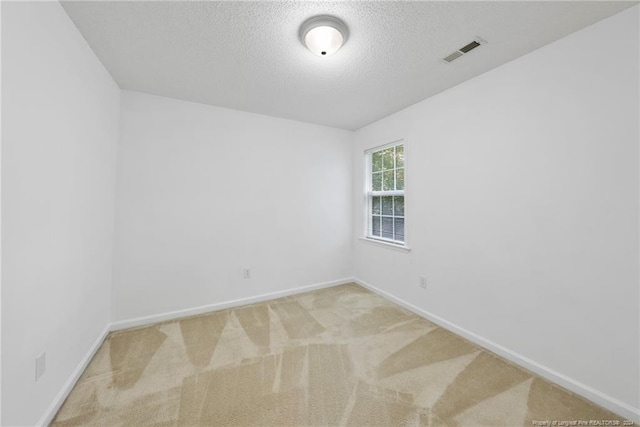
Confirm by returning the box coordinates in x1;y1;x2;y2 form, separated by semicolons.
366;142;404;245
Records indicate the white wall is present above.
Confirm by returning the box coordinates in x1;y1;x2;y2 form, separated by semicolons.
1;2;120;425
0;2;4;423
112;91;353;322
353;5;639;416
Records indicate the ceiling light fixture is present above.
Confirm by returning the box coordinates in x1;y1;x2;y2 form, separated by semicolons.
299;15;348;57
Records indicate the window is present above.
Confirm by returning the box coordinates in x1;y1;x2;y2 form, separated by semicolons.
366;142;405;245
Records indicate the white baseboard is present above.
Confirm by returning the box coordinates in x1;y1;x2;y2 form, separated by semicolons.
110;277;354;331
353;277;640;423
36;324;110;427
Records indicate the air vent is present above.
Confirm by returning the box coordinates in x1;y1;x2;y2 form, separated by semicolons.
459;40;481;53
442;37;486;63
443;51;463;63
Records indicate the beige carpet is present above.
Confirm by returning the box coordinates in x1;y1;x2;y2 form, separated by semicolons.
53;283;625;426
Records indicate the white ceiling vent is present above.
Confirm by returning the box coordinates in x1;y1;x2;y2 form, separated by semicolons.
442;37;486;63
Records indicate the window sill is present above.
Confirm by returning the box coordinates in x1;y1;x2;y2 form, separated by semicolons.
358;237;412;253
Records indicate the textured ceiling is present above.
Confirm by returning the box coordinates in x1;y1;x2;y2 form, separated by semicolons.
61;1;635;130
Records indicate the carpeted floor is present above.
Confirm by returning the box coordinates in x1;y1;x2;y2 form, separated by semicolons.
53;283;625;426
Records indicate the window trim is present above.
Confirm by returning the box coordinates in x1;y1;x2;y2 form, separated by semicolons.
358;236;411;252
364;139;407;247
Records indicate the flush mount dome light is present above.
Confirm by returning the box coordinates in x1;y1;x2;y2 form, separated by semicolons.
300;15;348;57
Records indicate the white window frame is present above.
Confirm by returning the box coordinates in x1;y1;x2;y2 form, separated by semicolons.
364;140;406;247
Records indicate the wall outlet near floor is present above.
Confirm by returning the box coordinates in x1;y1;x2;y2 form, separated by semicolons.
242;268;251;279
36;352;46;381
419;276;427;289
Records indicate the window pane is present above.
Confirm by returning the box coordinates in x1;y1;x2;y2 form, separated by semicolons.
382;148;394;170
372;172;382;191
396;168;404;190
372;196;381;215
393;196;404;216
367;143;406;244
383;171;394;191
382;217;393;239
372;151;383;172
394;218;405;242
381;196;393;215
396;145;404;168
371;216;381;236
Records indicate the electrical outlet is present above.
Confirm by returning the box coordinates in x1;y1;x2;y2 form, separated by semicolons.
36;352;46;381
419;276;427;289
243;268;251;279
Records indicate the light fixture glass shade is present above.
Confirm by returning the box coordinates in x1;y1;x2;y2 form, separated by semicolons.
304;26;344;56
300;15;348;57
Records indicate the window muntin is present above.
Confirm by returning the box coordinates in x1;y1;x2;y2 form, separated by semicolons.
367;143;404;245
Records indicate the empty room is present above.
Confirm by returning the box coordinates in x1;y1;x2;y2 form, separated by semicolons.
1;0;639;426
